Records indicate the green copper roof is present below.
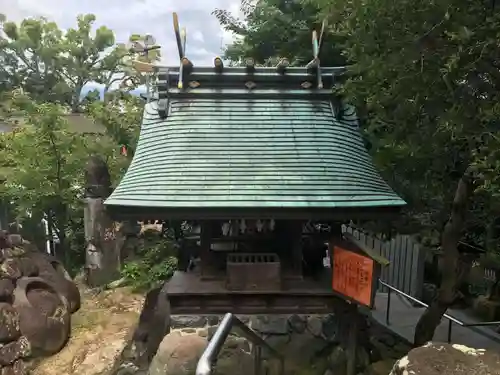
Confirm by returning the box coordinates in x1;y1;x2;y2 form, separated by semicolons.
105;66;405;219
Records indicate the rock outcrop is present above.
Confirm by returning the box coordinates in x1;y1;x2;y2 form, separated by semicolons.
0;231;80;374
149;329;253;375
390;342;500;375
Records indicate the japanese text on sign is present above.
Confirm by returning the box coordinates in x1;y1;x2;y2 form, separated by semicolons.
331;246;374;307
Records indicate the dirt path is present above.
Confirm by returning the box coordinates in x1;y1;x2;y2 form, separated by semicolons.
31;286;144;375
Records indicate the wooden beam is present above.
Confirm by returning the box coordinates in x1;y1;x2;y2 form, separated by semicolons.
155;88;335;99
172;12;184;59
245;58;255;73
276;58;289;74
157;65;346;77
214;57;224;73
181;57;193;73
104;205;404;222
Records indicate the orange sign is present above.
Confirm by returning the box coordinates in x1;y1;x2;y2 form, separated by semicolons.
331;246;374;307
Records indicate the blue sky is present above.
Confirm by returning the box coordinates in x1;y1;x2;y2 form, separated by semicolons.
1;0;242;96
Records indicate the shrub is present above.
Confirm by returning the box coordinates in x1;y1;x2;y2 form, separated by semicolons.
121;235;178;291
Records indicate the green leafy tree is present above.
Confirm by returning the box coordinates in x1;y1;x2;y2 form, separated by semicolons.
0;99;83;259
219;0;500;344
213;0;345;66
0;14;159;112
84;91;143;161
0;93;120;267
217;0;500;239
306;0;500;344
0;14;156;275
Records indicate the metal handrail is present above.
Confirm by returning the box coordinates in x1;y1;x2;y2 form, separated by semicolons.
196;313;285;375
378;279;500;344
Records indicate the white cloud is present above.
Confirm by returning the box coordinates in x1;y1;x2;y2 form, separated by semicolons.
0;0;241;65
192;30;205;44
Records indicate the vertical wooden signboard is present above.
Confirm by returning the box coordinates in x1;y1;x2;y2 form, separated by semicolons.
331;246;376;308
330;238;383;375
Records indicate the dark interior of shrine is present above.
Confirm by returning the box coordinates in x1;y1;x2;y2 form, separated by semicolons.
177;219;340;291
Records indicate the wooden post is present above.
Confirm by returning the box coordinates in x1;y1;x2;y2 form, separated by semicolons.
412;241;426;300
290;221;304;278
330;221;343;241
346;303;358;375
83;155;121;287
200;220;218;279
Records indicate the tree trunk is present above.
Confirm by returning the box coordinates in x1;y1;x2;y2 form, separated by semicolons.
58;226;68;266
52;202;70;267
413;166;476;346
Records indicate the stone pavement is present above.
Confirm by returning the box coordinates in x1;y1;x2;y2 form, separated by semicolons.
371;292;500;349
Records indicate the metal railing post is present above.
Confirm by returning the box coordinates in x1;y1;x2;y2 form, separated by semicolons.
376;280;500;346
254;345;262;375
447;320;453;343
279;356;285;375
385;287;391;325
196;313;284;375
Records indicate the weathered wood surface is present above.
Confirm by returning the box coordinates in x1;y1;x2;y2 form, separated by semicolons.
163;270;343;315
342;225;425;299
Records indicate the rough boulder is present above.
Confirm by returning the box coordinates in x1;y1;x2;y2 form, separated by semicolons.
0;230;80;374
390;342;500;375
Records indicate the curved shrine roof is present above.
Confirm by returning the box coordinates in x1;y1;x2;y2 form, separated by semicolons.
105;66;405;220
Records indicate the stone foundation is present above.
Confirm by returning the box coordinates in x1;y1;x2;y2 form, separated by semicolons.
134;312;411;375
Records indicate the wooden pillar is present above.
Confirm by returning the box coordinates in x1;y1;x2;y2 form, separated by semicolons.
346;303;358;375
200;220;218;279
329;221;343;239
83;155;121;287
290;220;303;279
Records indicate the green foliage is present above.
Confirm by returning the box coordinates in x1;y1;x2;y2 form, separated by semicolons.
0;94;118;265
213;0;345;66
85;91;142;160
216;0;500;340
319;0;500;244
1;14;110;107
0;12;152;271
479;252;500;272
0;13;159;111
216;0;500;249
120;236;178;291
64;211;86;276
0;101;85;212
